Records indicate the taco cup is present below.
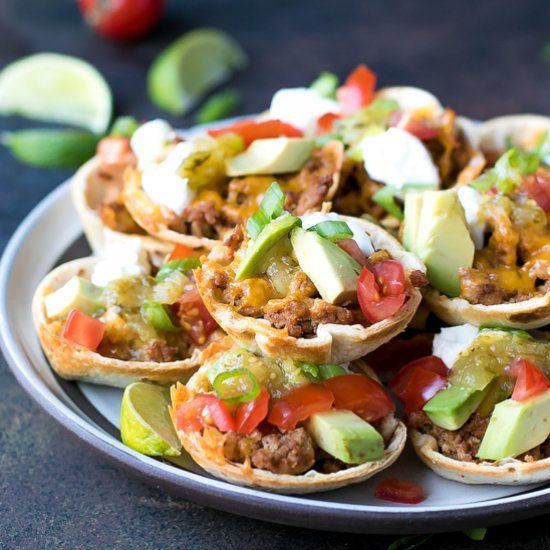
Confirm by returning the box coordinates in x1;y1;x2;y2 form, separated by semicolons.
169;344;406;494
33;254;221;387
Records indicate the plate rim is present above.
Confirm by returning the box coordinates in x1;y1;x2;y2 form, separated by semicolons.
3;179;550;534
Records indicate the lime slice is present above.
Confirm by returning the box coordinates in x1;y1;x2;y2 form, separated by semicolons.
148;28;247;115
120;382;181;457
0;53;112;134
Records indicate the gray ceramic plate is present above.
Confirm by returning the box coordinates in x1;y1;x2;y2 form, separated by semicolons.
2;178;550;534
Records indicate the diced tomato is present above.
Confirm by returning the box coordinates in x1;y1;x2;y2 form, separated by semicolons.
175;288;218;346
168;243;196;261
323;374;395;422
392;112;440;141
235;387;269;435
97;136;132;165
388;355;448;397
268;384;334;431
315;112;340;135
208;119;303;148
337;65;377;116
176;394;235;433
374;477;426;504
63;309;105;352
401;368;448;413
336;239;370;266
357;262;406;324
523;172;550;212
511;358;550;402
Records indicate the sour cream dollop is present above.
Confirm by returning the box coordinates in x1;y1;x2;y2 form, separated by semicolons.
432;324;479;369
457;185;485;250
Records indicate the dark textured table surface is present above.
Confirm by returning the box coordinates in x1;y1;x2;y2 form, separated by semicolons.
1;0;550;548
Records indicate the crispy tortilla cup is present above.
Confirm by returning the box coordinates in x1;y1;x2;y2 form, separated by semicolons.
196;216;425;364
169;348;407;494
32;257;207;387
122;141;344;250
409;429;550;485
72;157;174;265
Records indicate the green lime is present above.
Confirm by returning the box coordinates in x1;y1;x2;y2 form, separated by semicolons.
2;129;100;168
0;53;112;134
148;28;247;115
120;382;181;457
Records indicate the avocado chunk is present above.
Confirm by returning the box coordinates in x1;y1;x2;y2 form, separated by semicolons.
44;276;104;319
423;381;494;431
290;226;362;305
236;214;301;280
477;388;550;460
306;409;384;464
403;190;474;297
226;137;314;177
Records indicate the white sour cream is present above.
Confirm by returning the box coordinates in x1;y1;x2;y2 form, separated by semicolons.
432;324;479;369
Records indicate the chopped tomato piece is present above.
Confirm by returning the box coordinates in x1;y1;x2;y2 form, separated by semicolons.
511;358;550;402
235;387;269;435
400;368;448;413
268;384;334;431
337;65;377;115
175;288;217;346
374;477;426;504
336;239;370;266
523;172;550;212
323;374;395;422
97;136;132;165
63;309;105;351
168;243;197;261
208;119;303;148
392;113;440;141
389;355;448;399
357;262;406;324
176;394;235;433
315;112;340;135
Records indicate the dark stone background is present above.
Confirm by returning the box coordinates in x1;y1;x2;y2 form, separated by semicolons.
1;0;549;548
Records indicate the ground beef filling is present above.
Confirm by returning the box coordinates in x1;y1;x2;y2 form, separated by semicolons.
408;410;550;463
169;200;222;240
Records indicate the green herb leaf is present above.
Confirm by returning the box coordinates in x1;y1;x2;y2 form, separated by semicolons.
155;258;201;282
195;89;241;124
308;220;353;241
310;71;339;99
463;528;487;541
110;116;139;138
372;186;404;220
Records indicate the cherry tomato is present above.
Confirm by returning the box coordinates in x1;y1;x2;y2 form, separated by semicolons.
97;136;132;166
400;368;448;413
235;387;269;435
336;239;370;266
323;374;395;422
174;288;218;346
78;0;164;40
337;65;377;116
523;171;550;212
315;112;340;135
168;243;197;261
63;309;105;351
511;358;550;402
388;355;448;399
268;384;334;431
208;119;303;148
357;262;406;324
374;477;426;504
176;394;235;433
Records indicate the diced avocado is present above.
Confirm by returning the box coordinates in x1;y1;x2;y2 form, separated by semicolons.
477;388;550;460
225;137;314;177
306;409;384;464
236;214;301;280
423;381;494;430
403;190;474;297
44;276;104;319
290;226;361;305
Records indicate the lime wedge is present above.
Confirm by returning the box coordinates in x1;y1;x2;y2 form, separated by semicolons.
120;382;181;457
148;28;247;115
0;53;112;134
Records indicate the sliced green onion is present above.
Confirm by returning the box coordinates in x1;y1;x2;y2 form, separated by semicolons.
299;361;321;381
110;116;139;138
141;303;180;332
310;71;339;99
195;90;241;124
479;326;533;340
212;368;260;403
246;182;285;238
469;172;497;192
318;364;347;379
308;220;353;241
246;209;270;239
314;133;343;148
155;258;201;282
494;148;539;194
372;186;404;220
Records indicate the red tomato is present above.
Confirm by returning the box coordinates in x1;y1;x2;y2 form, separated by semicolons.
97;136;132;165
235;387;269;435
208;119;303;148
63;309;105;351
268;385;334;431
323;374;395;422
176;394;235;433
389;355;449;399
315;112;340;135
78;0;164;40
392;113;440;141
337;65;377;115
400;368;448;413
357;263;406;324
168;243;197;261
175;288;218;346
336;239;370;266
374;477;426;504
523;172;550;212
511;358;550;402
